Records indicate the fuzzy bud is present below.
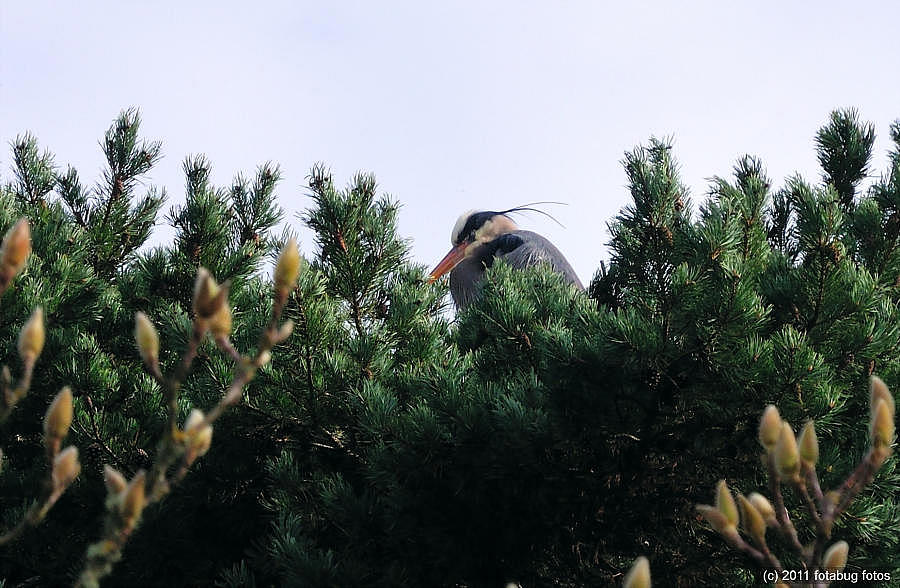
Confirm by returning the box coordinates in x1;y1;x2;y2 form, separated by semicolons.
798;420;819;466
873;444;891;468
748;492;776;523
737;494;766;545
870;398;895;449
208;303;232;339
696;505;739;541
18;306;45;363
103;465;127;496
277;319;295;341
134;312;159;367
184;408;213;457
192;268;226;319
870;376;895;420
822;540;849;571
622;555;651;588
774;422;800;481
44;387;73;440
274;238;300;292
256;350;272;368
184;407;204;431
715;480;739;527
51;446;80;490
1;218;31;277
759;405;782;450
121;470;147;526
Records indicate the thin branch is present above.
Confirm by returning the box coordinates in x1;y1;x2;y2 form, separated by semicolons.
768;456;805;558
77;274;295;588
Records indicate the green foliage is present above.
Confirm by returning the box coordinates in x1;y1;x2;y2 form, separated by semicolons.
57;108;166;278
234;109;900;587
1;108;898;587
815;108;875;207
696;391;894;582
0;109;285;586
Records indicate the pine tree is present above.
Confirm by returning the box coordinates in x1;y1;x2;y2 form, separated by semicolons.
1;128;127;582
0;216;82;552
2;108;897;587
104;148;290;587
0;110;289;585
228;110;900;587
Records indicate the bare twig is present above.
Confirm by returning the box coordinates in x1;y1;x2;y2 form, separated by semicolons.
77;247;299;588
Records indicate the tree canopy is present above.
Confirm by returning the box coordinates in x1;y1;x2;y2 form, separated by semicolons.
1;108;898;587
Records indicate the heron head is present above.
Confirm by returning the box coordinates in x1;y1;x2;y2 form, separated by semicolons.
428;210;518;283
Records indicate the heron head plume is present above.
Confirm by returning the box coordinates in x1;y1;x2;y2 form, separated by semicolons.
430;203;567;285
450;210;519;247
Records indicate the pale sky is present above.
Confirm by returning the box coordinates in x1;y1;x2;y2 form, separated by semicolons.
2;1;899;285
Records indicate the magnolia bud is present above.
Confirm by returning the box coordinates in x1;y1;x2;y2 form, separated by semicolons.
134;312;159;366
103;465;128;495
191;425;213;457
274;238;300;292
184;408;213;457
44;387;73;440
748;492;776;523
798;420;819;466
192;268;226;319
184;407;204;431
871;398;895;448
256;350;272;368
774;422;800;481
1;218;31;277
277;319;295;341
18;307;45;363
870;376;895;420
622;555;651;588
737;494;766;545
823;540;849;571
51;446;80;490
715;480;739;527
121;470;147;526
759;405;782;450
696;505;739;541
208;304;232;339
873;444;891;468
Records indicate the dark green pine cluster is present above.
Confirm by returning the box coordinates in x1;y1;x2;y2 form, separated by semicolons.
217;110;900;586
0;108;898;587
0;110;288;586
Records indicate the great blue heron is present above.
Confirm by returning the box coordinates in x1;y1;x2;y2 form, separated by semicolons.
428;208;584;309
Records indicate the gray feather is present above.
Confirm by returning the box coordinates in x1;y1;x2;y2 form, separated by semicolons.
449;230;583;310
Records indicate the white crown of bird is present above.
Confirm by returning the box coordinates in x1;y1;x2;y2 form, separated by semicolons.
450;210;478;245
450;210;521;246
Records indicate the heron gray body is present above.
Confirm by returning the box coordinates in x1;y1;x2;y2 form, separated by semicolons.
448;229;584;310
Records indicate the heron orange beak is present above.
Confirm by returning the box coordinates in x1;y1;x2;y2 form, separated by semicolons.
428;243;468;283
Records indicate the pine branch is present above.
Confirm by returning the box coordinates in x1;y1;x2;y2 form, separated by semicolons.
10;134;56;206
0;222;80;546
75;242;299;588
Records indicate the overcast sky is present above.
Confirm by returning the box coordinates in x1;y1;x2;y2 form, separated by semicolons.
2;1;899;285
